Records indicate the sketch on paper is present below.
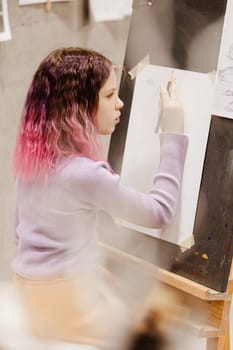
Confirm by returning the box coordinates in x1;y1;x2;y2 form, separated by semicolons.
227;43;233;60
217;67;233;112
0;0;11;41
213;0;233;118
116;64;215;247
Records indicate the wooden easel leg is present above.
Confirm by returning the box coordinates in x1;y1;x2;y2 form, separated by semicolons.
206;328;230;350
206;338;219;350
206;337;225;350
223;322;230;350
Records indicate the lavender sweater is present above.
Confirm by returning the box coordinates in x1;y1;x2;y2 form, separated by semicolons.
12;133;188;278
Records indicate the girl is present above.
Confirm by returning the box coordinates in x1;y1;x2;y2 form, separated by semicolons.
12;47;188;349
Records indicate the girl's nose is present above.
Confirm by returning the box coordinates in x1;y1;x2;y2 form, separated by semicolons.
116;97;124;110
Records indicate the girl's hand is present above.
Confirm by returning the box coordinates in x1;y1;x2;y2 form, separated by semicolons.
159;75;184;134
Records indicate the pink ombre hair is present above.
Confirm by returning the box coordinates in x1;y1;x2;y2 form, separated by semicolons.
13;47;112;181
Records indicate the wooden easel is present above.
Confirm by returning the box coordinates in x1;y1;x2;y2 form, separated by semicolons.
157;261;233;350
99;242;233;350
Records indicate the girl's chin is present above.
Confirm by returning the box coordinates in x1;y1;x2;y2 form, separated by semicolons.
99;128;115;135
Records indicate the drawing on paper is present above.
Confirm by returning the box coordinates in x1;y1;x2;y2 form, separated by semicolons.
213;0;233;118
117;64;215;247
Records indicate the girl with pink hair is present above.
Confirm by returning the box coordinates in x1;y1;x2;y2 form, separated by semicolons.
12;47;187;349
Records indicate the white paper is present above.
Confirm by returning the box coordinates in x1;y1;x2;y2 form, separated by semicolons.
89;0;132;22
213;0;233;118
118;65;215;246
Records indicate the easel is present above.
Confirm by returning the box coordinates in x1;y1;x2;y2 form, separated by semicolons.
99;242;233;350
105;1;232;348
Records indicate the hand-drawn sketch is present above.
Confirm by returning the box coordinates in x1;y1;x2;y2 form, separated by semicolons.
117;64;215;246
0;0;11;41
213;0;233;118
227;43;233;60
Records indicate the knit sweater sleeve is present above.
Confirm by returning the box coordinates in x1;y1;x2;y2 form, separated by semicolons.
63;133;188;229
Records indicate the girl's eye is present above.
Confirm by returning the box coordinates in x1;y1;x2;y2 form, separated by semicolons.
107;92;114;98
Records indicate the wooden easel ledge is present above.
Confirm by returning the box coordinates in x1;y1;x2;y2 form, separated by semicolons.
98;242;228;300
98;242;232;349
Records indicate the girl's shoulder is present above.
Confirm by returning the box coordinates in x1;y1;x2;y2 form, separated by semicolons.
58;156;112;185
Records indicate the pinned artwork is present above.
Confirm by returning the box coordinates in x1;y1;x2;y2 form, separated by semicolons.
213;0;233;118
118;65;214;248
0;0;11;41
89;0;132;22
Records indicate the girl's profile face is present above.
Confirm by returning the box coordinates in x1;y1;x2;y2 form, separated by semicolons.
96;67;124;135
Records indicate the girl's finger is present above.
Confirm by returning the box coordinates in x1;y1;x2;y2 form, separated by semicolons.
160;85;169;106
168;77;177;97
